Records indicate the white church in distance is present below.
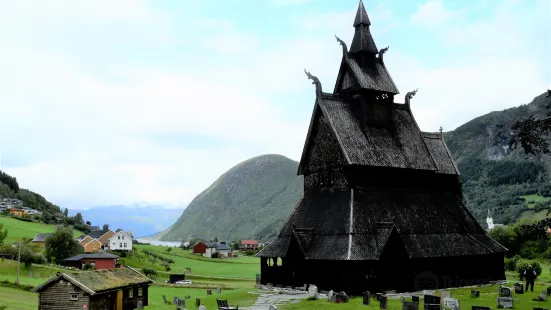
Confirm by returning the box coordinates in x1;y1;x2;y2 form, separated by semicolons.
486;209;504;230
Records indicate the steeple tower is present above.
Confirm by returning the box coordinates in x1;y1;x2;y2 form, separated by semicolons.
349;0;378;68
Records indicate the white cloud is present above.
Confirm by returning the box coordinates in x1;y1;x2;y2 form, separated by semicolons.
411;0;457;27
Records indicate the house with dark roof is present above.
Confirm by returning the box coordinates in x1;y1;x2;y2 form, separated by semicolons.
193;241;232;258
33;266;152;310
31;233;52;246
257;0;506;294
63;251;120;270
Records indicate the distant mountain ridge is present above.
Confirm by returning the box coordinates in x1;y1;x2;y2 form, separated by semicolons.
162;91;551;241
160;154;303;242
69;205;183;238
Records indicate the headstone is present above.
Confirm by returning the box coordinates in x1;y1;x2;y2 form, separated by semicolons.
195;298;201;308
162;295;168;304
424;305;442;310
540;290;548;301
403;301;419;310
336;291;349;303
199;305;206;310
471;290;480;298
514;283;524;294
363;291;370;305
499;286;512;297
173;296;179;305
136;300;143;309
424;295;441;305
379;295;388;309
207;289;212;295
307;285;318;300
328;290;336;303
497;297;513;308
217;287;221;295
443;297;460;310
440;291;452;299
471;307;490;310
547;287;551;296
424;290;436;296
412;296;420;303
269;305;278;310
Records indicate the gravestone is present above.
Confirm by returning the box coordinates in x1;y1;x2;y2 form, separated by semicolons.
363;291;370;305
136;300;143;309
256;273;260;285
328;290;336;302
424;290;436;296
471;307;490;310
376;293;383;301
499;286;512;297
424;305;442;310
402;301;419;310
547;287;551;296
424;295;441;305
412;296;420;303
199;305;206;310
336;291;349;303
307;285;318;300
162;295;168;304
540;290;548;301
173;297;179;305
207;289;212;295
217;287;222;295
497;297;513;308
269;305;278;310
379;295;388;309
440;291;452;299
514;283;524;294
195;298;201;308
471;290;480;298
443;297;460;310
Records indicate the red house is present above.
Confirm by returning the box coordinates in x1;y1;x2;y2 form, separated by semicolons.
63;251;120;270
240;240;258;250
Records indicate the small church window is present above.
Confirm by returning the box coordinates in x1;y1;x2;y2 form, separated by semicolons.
70;293;78;301
138;287;143;297
128;289;134;298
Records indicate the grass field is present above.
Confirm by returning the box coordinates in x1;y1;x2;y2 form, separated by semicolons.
0;215;82;244
130;244;259;279
521;194;551;209
517;209;551;221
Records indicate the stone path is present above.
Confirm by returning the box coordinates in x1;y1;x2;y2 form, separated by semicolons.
241;291;310;310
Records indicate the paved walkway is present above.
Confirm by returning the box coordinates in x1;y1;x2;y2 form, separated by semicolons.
241;291;310;310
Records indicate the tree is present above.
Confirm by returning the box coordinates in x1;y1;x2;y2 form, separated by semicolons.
63;208;68;218
166;247;172;254
103;224;109;231
509;90;551;155
85;221;91;226
0;223;7;244
45;226;83;264
74;212;83;224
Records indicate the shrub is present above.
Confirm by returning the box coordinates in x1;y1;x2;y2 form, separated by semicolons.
120;251;127;257
82;263;95;271
164;264;171;272
141;267;157;277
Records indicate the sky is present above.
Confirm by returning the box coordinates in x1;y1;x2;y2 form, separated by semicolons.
0;0;549;210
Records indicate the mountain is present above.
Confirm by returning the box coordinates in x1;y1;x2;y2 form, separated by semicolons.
162;91;551;241
160;154;303;242
445;91;551;225
69;205;183;238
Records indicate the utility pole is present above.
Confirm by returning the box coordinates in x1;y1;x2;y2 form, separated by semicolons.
16;241;21;285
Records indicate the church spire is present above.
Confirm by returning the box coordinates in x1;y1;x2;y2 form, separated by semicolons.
349;0;378;55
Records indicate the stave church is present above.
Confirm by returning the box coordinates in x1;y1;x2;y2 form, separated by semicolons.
257;0;506;294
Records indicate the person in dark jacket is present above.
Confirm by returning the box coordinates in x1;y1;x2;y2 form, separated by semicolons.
524;265;537;292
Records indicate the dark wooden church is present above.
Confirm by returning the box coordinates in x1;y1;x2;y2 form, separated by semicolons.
257;0;506;294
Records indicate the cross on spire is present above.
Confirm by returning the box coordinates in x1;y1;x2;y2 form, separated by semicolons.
439;126;443;133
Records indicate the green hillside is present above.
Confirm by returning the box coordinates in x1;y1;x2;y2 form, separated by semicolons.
0;216;82;244
445;91;551;225
161;154;303;241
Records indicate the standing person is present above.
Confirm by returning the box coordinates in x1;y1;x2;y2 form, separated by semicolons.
524;265;537;292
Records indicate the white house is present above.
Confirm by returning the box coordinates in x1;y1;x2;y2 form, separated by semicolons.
108;231;133;251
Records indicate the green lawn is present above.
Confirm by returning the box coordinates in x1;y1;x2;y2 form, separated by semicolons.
517;209;551;221
521;194;551;209
0;286;37;310
131;244;259;279
0;215;82;244
146;286;257;309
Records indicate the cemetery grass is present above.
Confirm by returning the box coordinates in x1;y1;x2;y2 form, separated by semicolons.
0;215;82;244
146;286;257;309
0;286;37;310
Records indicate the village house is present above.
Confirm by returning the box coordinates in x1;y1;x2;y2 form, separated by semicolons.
63;251;120;270
193;241;231;258
240;240;259;251
82;238;102;253
8;207;25;217
108;231;133;251
86;230;116;249
33;266;152;310
257;0;506;294
31;233;52;246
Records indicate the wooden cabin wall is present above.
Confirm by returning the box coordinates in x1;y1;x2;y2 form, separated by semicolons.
38;281;90;310
90;294;112;310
